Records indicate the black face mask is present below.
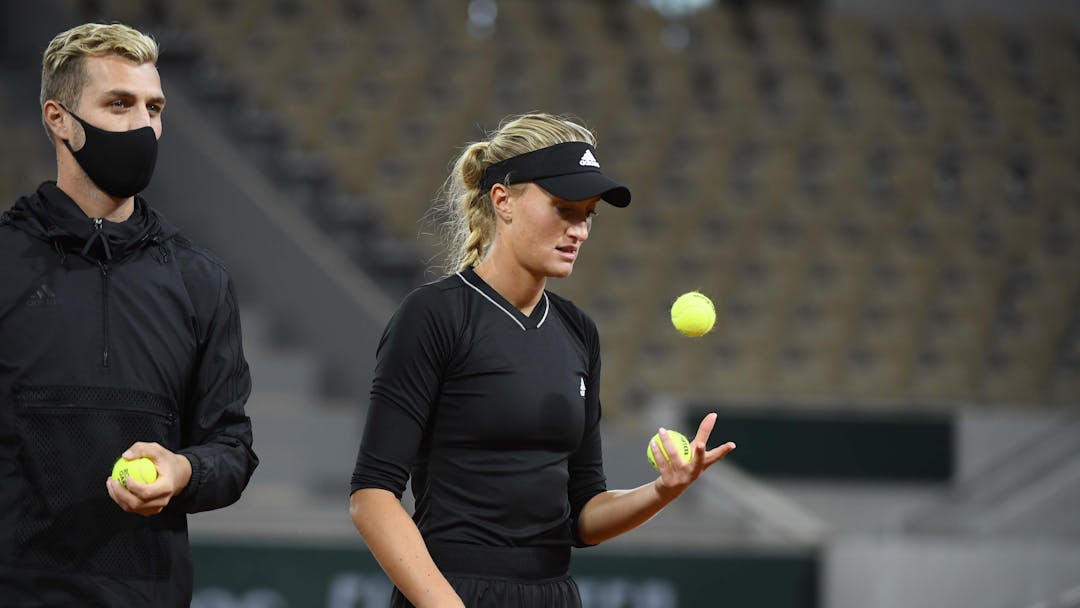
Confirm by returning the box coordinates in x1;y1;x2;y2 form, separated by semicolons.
61;105;158;199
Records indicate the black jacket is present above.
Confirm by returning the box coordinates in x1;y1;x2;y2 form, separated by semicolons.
0;182;258;606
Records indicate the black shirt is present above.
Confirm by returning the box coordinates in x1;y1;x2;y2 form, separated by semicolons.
351;268;607;547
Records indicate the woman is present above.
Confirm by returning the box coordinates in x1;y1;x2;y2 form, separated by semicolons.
349;113;735;608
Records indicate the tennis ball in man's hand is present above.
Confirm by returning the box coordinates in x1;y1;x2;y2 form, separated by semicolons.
112;457;157;489
647;430;693;470
670;291;715;337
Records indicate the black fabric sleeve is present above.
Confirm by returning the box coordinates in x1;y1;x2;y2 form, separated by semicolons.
567;313;608;547
174;272;258;513
351;285;457;498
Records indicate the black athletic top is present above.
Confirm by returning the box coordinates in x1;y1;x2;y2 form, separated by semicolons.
351;268;607;549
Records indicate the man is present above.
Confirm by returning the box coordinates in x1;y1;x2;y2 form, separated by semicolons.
0;22;257;606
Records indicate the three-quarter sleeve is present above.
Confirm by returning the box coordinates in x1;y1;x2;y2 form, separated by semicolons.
350;286;457;498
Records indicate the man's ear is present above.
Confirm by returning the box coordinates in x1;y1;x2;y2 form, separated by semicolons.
42;100;70;143
490;183;513;222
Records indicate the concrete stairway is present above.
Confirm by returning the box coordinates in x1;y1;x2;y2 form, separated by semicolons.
188;309;364;544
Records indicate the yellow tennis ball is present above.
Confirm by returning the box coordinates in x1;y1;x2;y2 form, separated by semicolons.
670;291;716;337
647;430;693;470
112;457;157;489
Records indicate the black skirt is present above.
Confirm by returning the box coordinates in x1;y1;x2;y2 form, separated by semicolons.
389;542;581;608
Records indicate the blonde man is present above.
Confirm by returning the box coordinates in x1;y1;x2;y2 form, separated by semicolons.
0;23;257;606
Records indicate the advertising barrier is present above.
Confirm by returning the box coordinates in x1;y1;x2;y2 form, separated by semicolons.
191;542;816;607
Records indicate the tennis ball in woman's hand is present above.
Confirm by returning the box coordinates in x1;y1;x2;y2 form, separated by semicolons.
670;291;715;337
647;430;693;470
112;457;157;489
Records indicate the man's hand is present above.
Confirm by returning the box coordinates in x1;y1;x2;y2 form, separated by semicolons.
105;442;193;516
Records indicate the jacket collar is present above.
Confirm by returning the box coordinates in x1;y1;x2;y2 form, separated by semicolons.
4;181;176;263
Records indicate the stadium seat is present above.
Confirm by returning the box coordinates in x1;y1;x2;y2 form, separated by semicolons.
155;1;1078;409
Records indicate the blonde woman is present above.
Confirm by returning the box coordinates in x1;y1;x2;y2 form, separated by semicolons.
349;113;734;608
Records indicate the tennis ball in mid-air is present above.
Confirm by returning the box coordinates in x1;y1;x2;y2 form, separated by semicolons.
112;457;157;489
670;291;715;337
647;430;693;470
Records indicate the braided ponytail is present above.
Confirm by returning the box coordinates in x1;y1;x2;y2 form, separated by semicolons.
431;141;495;273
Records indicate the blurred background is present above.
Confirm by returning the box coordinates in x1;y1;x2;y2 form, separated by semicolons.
2;0;1079;606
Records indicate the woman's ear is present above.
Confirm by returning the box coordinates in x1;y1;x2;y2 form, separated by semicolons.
490;183;513;223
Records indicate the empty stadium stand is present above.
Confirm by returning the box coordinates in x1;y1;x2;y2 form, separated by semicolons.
145;0;1078;411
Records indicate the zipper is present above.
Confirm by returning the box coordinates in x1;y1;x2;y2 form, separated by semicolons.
14;385;178;425
98;260;111;368
17;403;175;425
89;218;113;368
83;217;111;260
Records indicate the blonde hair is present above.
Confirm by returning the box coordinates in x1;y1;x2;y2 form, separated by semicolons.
40;22;158;136
432;113;598;274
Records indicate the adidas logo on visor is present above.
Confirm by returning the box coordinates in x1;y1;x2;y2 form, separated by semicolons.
579;150;600;168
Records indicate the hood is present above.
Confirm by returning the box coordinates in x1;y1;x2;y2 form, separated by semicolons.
1;181;179;264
